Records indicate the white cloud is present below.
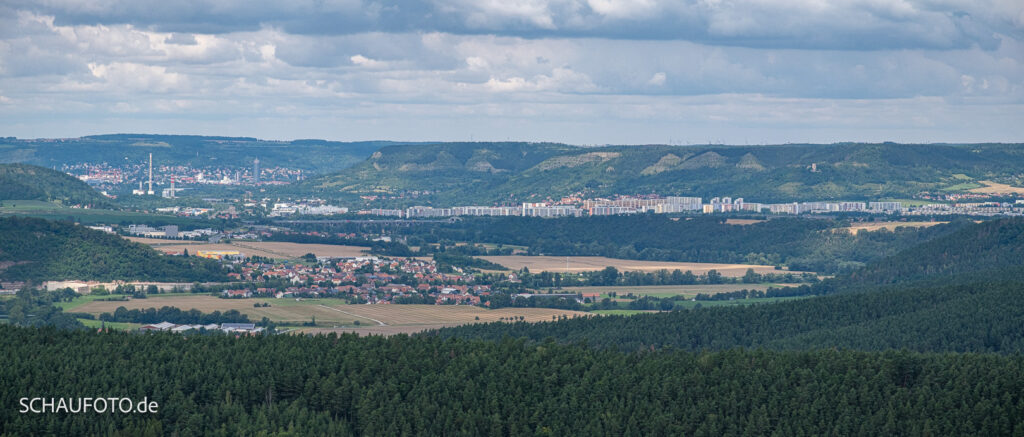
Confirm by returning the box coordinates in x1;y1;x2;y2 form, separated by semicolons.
482;67;598;93
87;62;185;92
647;72;666;86
350;54;386;68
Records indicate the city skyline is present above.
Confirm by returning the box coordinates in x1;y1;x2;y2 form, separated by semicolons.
0;1;1021;144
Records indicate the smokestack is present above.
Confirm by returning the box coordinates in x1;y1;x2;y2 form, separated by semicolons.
253;158;260;185
147;153;154;195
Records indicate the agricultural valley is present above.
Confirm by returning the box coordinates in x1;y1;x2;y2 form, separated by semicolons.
3;139;1024;435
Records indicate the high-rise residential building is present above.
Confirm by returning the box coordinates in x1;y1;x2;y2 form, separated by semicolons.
147;153;154;195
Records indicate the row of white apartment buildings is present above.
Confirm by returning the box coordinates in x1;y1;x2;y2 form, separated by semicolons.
362;197;1024;218
584;196;704;215
360;196;914;218
767;201;903;215
270;202;349;217
402;204;584;218
905;201;1024;217
370;196;703;218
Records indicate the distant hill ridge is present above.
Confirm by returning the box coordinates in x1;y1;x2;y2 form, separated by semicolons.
0;134;405;173
0;163;111;207
307;142;1024;204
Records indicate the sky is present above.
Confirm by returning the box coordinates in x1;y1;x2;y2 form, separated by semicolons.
0;0;1022;144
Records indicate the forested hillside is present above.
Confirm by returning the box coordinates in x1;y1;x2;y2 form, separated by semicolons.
303;141;573;201
432;277;1024;353
0;216;227;282
2;326;1023;436
0;163;112;207
431;218;1024;353
846;217;1024;285
309;142;1024;204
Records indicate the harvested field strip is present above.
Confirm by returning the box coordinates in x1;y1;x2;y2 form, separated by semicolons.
126;237;369;259
69;296;587;327
970;180;1024;195
560;284;780;297
318;305;386;326
479;255;783;276
842;221;946;233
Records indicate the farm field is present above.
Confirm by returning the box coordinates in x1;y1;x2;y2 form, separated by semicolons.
479;255;782;276
70;295;588;333
560;284;782;298
970;180;1024;195
129;240;277;257
724;219;766;225
56;294;139;311
843;221;946;233
127;238;369;259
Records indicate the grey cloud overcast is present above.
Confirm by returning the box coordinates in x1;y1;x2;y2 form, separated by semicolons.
0;0;1021;143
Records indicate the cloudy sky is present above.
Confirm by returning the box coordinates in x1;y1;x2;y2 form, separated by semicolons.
1;0;1021;144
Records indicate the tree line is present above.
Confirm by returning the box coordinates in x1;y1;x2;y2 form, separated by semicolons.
97;306;252;325
2;325;1023;436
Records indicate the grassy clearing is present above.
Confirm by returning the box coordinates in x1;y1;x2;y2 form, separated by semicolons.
57;292;211;311
942;182;984;192
590;310;656;316
56;294;134;311
478;243;528;254
77;318;142;331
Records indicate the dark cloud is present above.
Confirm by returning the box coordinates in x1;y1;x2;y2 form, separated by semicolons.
1;1;1021;143
10;0;1020;51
